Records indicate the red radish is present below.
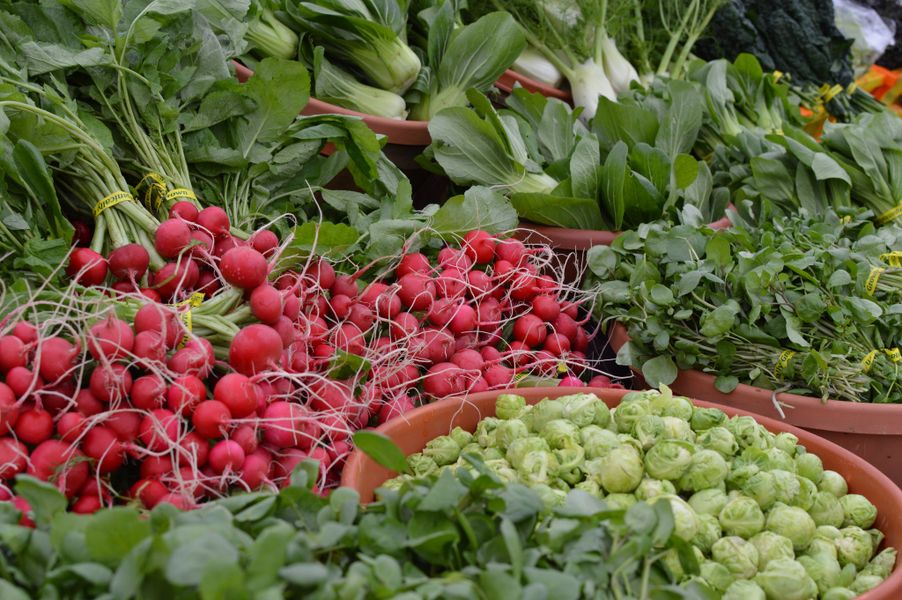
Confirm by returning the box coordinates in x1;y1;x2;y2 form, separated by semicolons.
462;230;496;264
170;201;198;222
11;496;34;527
213;373;259;418
140;455;174;479
493;260;517;282
82;426;124;473
309;380;354;414
108;244;150;281
134;304;182;348
423;362;465;398
552;313;579;341
496;239;527;265
139;409;180;452
72;495;103;514
509;272;538;302
348;304;375;331
154;219;192;258
0;438;27;478
559;375;585;387
251;230;279;255
197;206;230;238
469;377;490;393
543;333;570;356
475;298;502;330
435;268;467;298
451;349;484;372
208;440;244;474
240;452;270;489
168;337;215;378
0;336;27;373
0;382;18;433
131;375;165;411
374;291;401;319
449;304;477;335
329;294;353;320
134;330;165;366
378;395;415;424
221;247;268;290
192;400;232;439
139;288;162;302
67;248;108;286
359;283;388;308
535;275;556;291
271;316;295;348
411;328;455;364
39;380;74;415
131;478;169;509
396;253;431;278
111;281;136;295
306;295;328;318
75;389;103;416
331;274;358;298
309;259;336;290
480;346;502;364
438;247;474;270
331;323;365;355
372;365;418;393
312;344;334;362
573;328;589;352
308;446;331;479
466;270;494;298
230;424;259;454
262;401;313;449
273;448;308;481
11;322;37;345
513;314;547;347
89;363;132;403
249;284;282;324
14;408;53;444
57;412;85;440
37;337;77;382
282;294;300;321
562;302;579;319
212;235;239;259
87;317;134;361
195;270;220;295
428;297;458;326
105;411;141;442
390;312;419;339
532;295;561;322
179;432;210;467
166;375;206;414
531;350;558;377
483;364;514;388
157;493;195;510
505;341;532;369
28;440;88;497
188;230;214;257
153;260;200;298
588;375;614;388
397;274;435;310
229;325;283;376
330;440;351;466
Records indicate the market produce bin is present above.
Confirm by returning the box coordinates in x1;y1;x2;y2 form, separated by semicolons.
495;69;573;103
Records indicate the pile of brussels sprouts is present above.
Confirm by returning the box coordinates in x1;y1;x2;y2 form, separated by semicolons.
387;388;897;599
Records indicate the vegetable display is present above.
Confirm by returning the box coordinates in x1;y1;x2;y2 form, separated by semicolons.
389;388;897;597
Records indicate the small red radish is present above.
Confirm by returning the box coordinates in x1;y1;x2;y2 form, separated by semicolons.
588;375;614;388
378;395;415;424
138;409;180;452
229;325;283;376
573;328;589;352
496;238;528;265
449;304;477;335
397;274;435;310
57;412;85;441
282;294;300;321
438;247;473;270
214;373;260;418
348;304;375;331
134;303;182;348
153;260;200;298
87;317;134;361
0;438;27;478
82;426;125;474
359;283;389;308
309;379;354;414
466;270;494;299
492;260;517;283
239;451;271;489
552;313;579;341
0;335;27;373
562;302;579;319
535;275;556;291
480;346;502;364
209;440;244;474
509;272;538;302
530;350;559;377
423;362;465;398
396;253;431;278
179;431;210;467
166;375;207;414
11;322;37;345
428;297;458;326
131;375;166;410
171;337;215;378
435;268;467;298
230;424;259;455
451;349;484;372
543;333;570;356
411;328;455;364
212;234;239;259
139;288;162;302
192;400;232;439
28;440;88;498
331;274;358;298
262;401;314;449
89;363;132;403
505;340;532;369
66;248;107;286
469;377;489;393
195;270;221;296
130;478;169;509
105;411;142;442
108;244;150;281
75;389;102;416
111;281;136;295
250;229;279;255
559;375;585;387
390;312;419;339
196;206;230;238
249;284;282;324
140;455;174;479
331;323;365;355
475;298;503;330
221;246;268;290
531;295;561;323
513;314;547;347
329;294;353;320
37;337;77;382
15;407;53;444
483;364;514;388
309;259;336;290
188;230;214;257
134;330;165;366
374;291;402;319
157;493;195;510
273;448;308;482
0;382;19;434
154;219;192;259
71;219;92;247
170;201;199;222
272;317;296;350
72;494;103;514
462;230;496;264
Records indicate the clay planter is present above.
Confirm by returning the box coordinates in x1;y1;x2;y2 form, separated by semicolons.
342;386;902;599
496;69;572;104
608;323;902;486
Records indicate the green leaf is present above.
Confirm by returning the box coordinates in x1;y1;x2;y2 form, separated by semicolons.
0;580;30;600
592;98;659;153
20;42;108;75
237;58;310;156
705;234;731;268
279;562;330;587
656;80;703;159
14;476;66;529
699;300;740;338
165;533;238;586
12;140;70;239
510;193;605;229
327;349;371;381
85;508;151;566
431;186;519;236
437;12;525;92
714;375;739;393
418;470;468;512
641;356;678;387
523;567;580;600
286;221;359;259
58;0;122;29
352;431;408;473
569;135;601;200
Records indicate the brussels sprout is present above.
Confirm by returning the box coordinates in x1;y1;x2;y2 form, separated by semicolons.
681;490;723;519
699;560;736;592
762;448;795;472
449;427;473;448
422;435;461;466
749;531;795;571
722;580;766;600
809;491;845;528
604;493;637;511
719;496;765;539
766;503;816;551
770;469;801;505
677;449;729;492
742;471;777;510
574;478;602;497
661;416;695;443
794;451;823;483
839;562;858;588
754;558;818;600
728;464;762;492
808;539;840;561
727;416;769;450
475;417;502;447
819;470;849;498
860;547;896;579
868;527;885;550
816;525;843;540
635;478;676;501
581;426;620;459
517;450;560;485
798;553;842;595
835;526;875;569
712;536;759;579
494;419;529;449
792;476;817;511
541;419;581;449
690;407;727;432
850;574;884;594
380;474;411;491
460;443;484;458
822;588;857;600
613;398;650;433
633;414;665;449
694;514;722;554
598;445;644;493
560;393;610;428
649;391;694;421
495;394;526;420
484;459;518;483
773;432;799;456
408;454;439;477
483;447;504;461
654;495;699;542
697;427;739;458
506;436;551;468
661;548;690;582
554;445;585;484
531;399;565;433
840;494;878;529
645;440;694;481
616;434;644;454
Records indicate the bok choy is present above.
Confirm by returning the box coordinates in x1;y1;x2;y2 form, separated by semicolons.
311;47;408;118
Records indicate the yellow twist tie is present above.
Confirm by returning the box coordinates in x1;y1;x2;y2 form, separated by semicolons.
880;251;902;267
774;350;796;380
875;202;902;226
93;191;134;218
176;292;205;349
861;350;878;374
773;70;783;83
556;362;568;374
866;266;885;296
165;188;197;202
885;348;902;363
823;84;843;103
847;82;859;95
136;172;167;212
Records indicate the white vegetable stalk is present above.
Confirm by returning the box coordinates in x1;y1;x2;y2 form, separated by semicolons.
350;39;421;95
569;59;616;123
512;46;563;87
600;35;639;94
511;171;559;195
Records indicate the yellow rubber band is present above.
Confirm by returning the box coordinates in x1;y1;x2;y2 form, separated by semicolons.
93;191;134;218
861;350;878;374
875;202;902;226
823;84;843;103
176;292;205;348
847;82;858;95
136;172;167;212
556;362;568;374
866;267;885;296
773;70;783;83
880;251;902;267
165;188;197;202
885;348;902;363
774;350;796;380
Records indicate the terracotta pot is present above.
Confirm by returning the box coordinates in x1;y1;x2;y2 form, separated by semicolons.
232;61;430;146
341;386;902;599
496;69;572;104
608;322;902;486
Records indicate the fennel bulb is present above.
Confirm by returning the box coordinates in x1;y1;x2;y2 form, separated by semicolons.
569;59;615;122
600;35;638;94
512;47;563;87
246;8;299;60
